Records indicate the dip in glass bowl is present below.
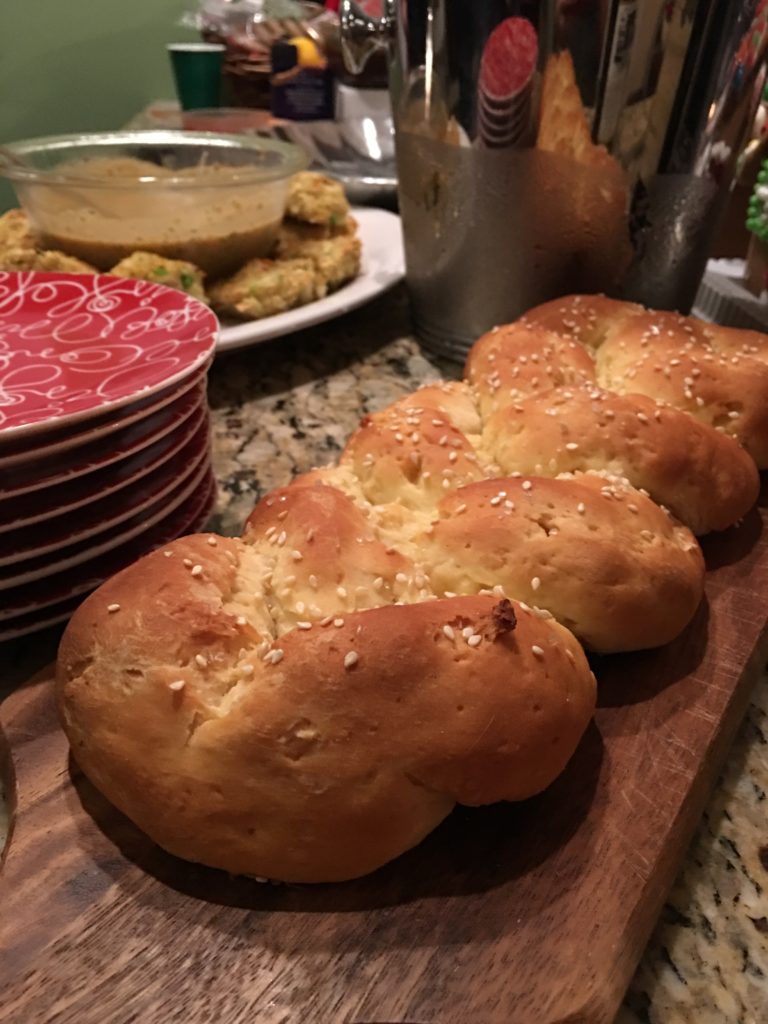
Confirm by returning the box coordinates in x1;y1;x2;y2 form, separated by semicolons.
0;130;309;278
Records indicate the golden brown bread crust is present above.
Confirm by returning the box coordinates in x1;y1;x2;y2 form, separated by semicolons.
520;295;768;467
518;294;639;345
397;380;484;436
536;51;620;176
242;475;703;653
465;324;597;419
340;395;489;509
481;384;759;535
241;478;431;627
57;537;595;883
534;52;633;289
57;292;767;883
415;475;704;652
465;316;761;534
333;372;754;538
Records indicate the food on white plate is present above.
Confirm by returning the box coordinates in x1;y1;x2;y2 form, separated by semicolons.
0;246;96;274
109;251;208;302
209;197;362;319
53;155;173;180
0;208;35;253
24;153;287;276
36;202;282;280
284;170;350;226
275;217;361;292
0;172;363;319
208;256;319;319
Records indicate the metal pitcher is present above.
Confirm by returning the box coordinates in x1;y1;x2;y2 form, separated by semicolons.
341;0;768;360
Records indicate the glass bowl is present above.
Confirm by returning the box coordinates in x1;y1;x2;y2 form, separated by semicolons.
0;130;309;278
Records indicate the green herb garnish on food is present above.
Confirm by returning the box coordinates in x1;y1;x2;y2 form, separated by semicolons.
329;213;339;226
152;266;169;277
180;272;195;291
747;162;768;243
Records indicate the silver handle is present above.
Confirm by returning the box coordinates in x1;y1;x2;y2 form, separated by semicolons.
340;0;396;76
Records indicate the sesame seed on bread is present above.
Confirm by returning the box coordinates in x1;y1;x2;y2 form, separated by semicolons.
414;474;704;652
520;294;768;467
481;384;759;535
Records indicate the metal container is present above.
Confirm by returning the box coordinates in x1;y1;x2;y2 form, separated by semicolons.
342;0;768;360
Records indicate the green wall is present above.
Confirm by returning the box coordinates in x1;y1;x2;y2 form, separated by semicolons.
0;0;197;210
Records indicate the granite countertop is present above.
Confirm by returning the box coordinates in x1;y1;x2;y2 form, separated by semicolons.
1;284;767;1022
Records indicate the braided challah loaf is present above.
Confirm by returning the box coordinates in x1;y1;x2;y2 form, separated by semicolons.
57;296;764;882
57;536;594;883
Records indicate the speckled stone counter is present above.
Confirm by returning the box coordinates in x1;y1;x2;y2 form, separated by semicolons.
1;284;767;1022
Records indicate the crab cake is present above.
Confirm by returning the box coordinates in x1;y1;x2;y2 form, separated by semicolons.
275;222;361;291
0;209;36;253
109;252;207;302
285;171;350;226
275;215;357;252
209;257;320;320
0;247;96;274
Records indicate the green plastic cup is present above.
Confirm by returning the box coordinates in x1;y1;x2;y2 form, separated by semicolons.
168;43;225;111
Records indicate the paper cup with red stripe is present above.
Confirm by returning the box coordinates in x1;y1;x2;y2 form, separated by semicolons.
477;16;539;148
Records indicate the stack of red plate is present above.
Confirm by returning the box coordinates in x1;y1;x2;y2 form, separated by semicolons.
0;271;219;642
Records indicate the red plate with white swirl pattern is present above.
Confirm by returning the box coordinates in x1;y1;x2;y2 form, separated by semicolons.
0;474;216;642
0;363;208;469
0;271;218;438
0;378;206;500
0;449;213;594
0;389;206;531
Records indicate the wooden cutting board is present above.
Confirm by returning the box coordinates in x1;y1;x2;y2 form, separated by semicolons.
2;495;768;1024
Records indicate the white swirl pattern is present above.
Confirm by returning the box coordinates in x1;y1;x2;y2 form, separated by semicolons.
0;272;218;437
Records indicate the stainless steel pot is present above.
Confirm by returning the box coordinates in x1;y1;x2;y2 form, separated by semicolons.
342;0;768;360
